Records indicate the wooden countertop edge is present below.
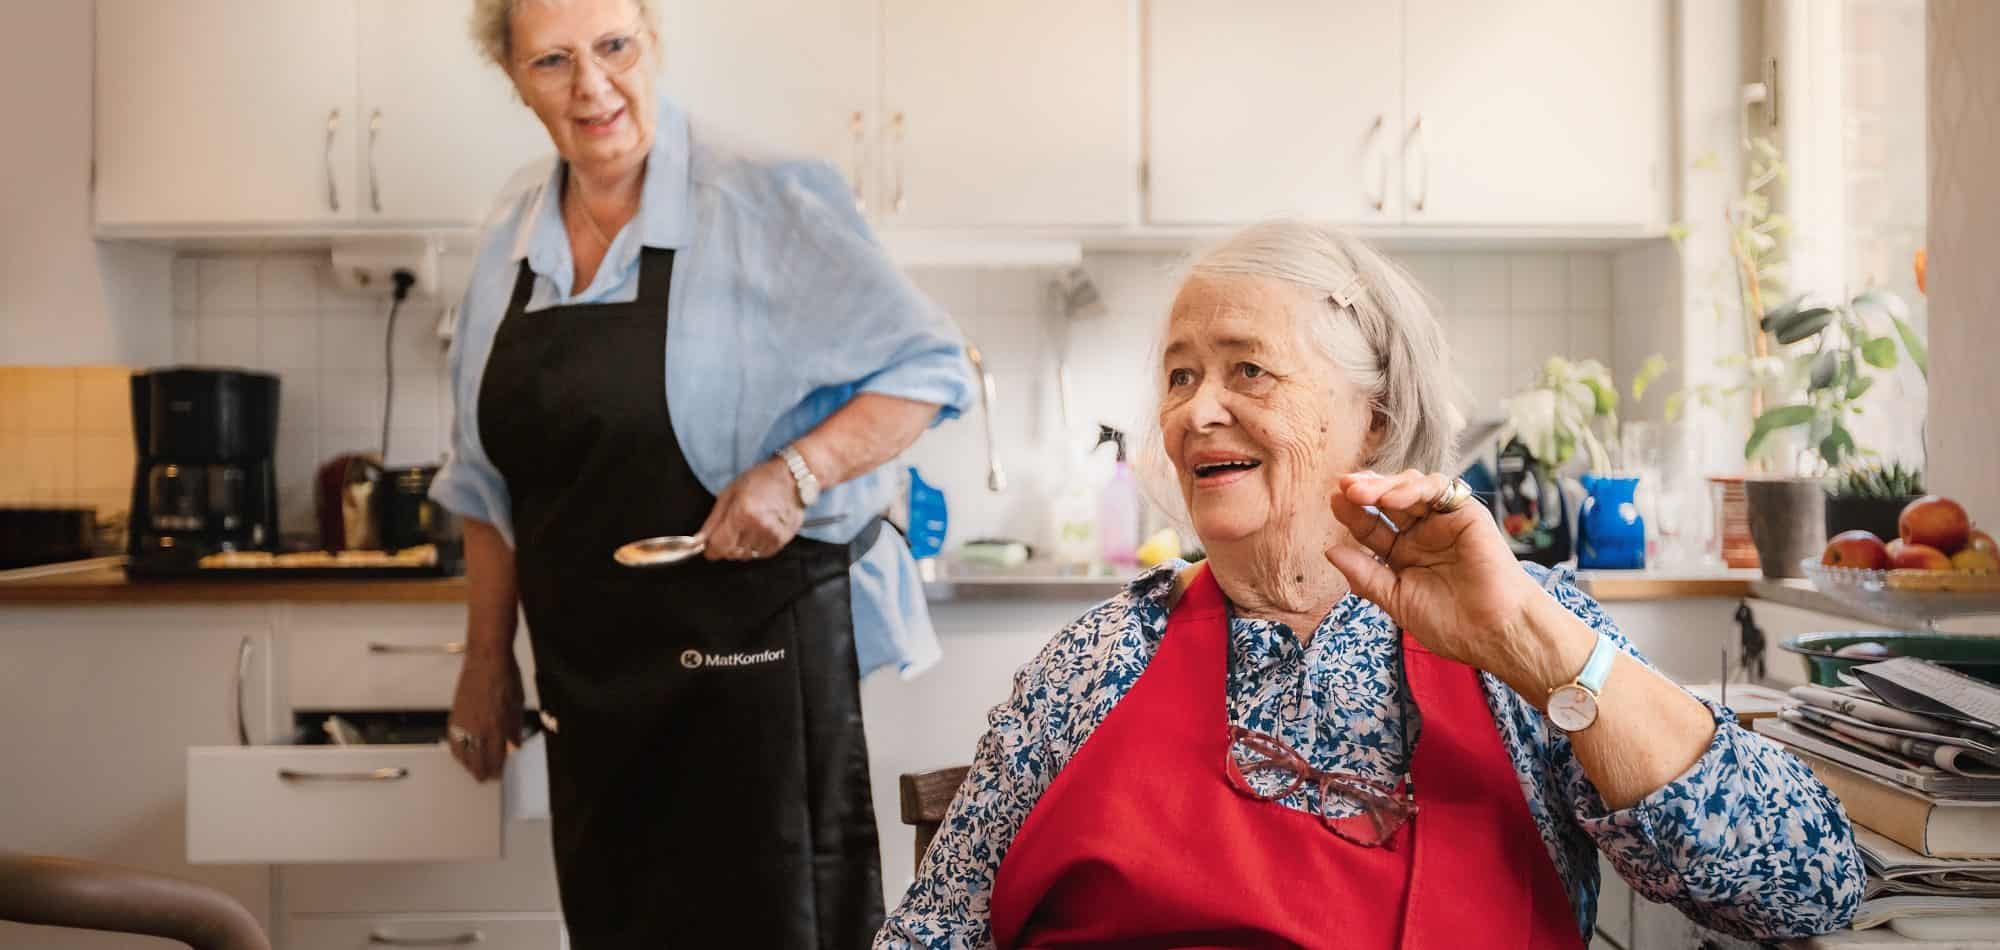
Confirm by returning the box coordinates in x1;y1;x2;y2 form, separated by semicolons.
4;563;1759;606
1580;576;1757;601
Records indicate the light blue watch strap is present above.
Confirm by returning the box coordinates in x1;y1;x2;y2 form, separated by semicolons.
1576;632;1618;693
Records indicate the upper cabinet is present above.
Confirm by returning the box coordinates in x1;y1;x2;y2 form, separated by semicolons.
96;0;545;233
655;0;879;211
353;0;550;227
96;0;359;228
94;0;1668;239
878;0;1135;229
1145;0;1668;231
1146;0;1403;226
1402;0;1667;228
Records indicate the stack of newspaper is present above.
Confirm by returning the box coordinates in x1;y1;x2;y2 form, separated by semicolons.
1755;657;2000;938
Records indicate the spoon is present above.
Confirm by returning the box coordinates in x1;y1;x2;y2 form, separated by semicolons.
614;515;844;568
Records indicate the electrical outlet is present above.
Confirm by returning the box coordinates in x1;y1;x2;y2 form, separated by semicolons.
329;237;441;299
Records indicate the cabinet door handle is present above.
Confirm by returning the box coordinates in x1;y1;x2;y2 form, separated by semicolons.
234;636;253;747
848;110;867;212
368;640;467;655
367;108;383;214
1364;114;1387;212
367;931;484;947
1406;114;1428;213
278;766;408;783
890;111;907;215
324;108;341;212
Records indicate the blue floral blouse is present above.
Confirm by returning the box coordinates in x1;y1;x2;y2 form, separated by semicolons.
876;562;1862;948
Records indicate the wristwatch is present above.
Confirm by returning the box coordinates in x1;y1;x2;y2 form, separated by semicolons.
776;445;820;507
1546;633;1618;733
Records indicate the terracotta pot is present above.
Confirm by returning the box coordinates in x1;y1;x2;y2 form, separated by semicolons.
1744;476;1828;579
1709;475;1760;570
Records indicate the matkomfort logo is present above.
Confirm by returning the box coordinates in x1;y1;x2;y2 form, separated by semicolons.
680;648;786;670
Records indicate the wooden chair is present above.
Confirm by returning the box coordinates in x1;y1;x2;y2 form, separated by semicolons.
899;765;971;867
0;852;269;949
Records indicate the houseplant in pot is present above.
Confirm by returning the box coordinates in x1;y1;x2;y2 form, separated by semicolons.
1740;287;1927;577
1825;461;1925;542
1496;357;1642;568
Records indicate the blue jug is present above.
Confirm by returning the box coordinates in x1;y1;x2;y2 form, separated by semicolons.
1576;473;1645;570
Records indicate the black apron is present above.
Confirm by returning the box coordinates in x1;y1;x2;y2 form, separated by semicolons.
477;247;884;948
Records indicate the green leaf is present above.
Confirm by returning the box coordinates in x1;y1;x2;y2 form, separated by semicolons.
1861;336;1900;369
1664;391;1686;422
1666;222;1690;247
1632;354;1669;402
1808;350;1840;391
1890;315;1929;379
1774;308;1835;344
1581;377;1618;416
1760;296;1805;332
1746;404;1815;459
1846;374;1876;401
1820;425;1857;467
1851;290;1910;325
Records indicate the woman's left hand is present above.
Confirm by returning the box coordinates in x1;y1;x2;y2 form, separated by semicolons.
698;459;807;561
1323;469;1584;688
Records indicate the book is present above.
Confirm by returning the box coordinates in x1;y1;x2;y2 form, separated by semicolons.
1856;826;2000;898
1778;742;2000;857
1756;718;2000;799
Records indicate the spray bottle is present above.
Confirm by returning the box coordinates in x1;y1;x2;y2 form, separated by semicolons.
1095;424;1140;570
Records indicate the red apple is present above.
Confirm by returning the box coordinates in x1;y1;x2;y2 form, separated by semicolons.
1901;495;1973;555
1969;530;1998;557
1822;530;1890;570
1890;542;1954;572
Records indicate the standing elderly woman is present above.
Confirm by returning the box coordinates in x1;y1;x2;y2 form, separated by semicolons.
879;220;1861;948
434;0;972;946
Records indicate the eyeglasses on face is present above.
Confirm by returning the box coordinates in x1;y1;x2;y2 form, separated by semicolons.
517;21;647;91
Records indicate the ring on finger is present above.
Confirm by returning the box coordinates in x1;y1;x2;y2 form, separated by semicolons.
1429;477;1475;514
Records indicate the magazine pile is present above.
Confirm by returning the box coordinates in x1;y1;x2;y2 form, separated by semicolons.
1756;657;2000;938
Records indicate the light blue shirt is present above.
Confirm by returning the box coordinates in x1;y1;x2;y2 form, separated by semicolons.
432;95;974;678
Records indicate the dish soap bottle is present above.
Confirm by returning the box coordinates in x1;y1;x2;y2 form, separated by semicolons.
1096;425;1140;570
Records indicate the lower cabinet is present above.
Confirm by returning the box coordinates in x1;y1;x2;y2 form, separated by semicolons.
288;914;566;950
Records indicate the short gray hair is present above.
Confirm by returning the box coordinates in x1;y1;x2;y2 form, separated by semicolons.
1139;220;1466;519
469;0;660;70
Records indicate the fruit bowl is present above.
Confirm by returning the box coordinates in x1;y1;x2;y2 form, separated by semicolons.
1801;558;2000;628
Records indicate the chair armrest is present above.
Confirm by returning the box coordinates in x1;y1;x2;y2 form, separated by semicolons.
0;852;269;950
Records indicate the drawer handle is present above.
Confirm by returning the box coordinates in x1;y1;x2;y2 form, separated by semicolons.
368;931;484;947
368;641;467;655
277;766;408;783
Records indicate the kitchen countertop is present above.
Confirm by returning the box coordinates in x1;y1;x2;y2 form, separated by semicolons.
0;558;1765;606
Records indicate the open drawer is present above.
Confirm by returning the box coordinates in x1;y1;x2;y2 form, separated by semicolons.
187;736;547;864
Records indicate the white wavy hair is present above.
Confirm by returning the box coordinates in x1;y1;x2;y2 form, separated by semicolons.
469;0;661;70
1137;220;1467;525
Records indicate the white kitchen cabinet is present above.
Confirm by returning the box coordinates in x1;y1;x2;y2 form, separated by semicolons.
656;0;878;211
95;0;358;228
355;0;551;226
1402;0;1668;228
0;605;278;949
96;0;548;233
1144;0;1402;226
879;0;1136;229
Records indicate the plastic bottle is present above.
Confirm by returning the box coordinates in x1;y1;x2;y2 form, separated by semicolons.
1096;425;1140;570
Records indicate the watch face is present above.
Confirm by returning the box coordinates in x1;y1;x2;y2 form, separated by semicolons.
1547;685;1599;732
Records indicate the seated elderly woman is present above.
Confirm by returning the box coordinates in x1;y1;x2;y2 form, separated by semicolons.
877;220;1861;949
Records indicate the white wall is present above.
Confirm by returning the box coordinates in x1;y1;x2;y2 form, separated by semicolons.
1924;0;2000;519
0;0;172;367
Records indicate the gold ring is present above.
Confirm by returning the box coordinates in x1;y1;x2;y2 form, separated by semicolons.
1430;477;1474;514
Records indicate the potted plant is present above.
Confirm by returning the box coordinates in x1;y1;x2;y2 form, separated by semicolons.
1738;288;1927;576
1497;357;1647;568
1825;461;1925;542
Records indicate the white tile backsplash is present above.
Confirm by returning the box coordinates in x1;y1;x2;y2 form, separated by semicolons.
197;259;257;312
171;245;1613;548
173;252;452;537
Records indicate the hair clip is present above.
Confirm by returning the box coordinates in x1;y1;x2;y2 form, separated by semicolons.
1331;274;1366;310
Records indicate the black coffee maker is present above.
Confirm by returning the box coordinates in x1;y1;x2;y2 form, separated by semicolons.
127;368;281;565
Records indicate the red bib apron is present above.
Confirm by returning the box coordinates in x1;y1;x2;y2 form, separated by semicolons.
988;568;1582;949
